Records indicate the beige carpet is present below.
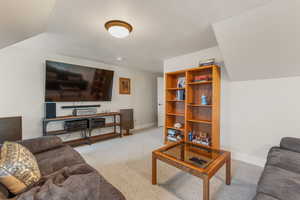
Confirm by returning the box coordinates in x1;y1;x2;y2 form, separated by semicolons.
76;128;263;200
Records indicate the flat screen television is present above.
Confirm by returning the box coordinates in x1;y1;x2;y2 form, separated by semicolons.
45;60;114;102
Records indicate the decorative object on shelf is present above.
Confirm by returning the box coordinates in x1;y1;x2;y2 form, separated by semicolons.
176;90;185;100
167;129;183;142
188;132;193;141
167;129;177;135
177;77;185;88
193;74;212;82
201;95;208;105
199;58;215;67
119;78;131;95
192;132;211;146
174;123;182;129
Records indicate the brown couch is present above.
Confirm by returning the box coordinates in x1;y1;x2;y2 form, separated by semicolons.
0;136;126;200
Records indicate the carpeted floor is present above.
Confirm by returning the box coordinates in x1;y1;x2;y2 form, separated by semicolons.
76;128;263;200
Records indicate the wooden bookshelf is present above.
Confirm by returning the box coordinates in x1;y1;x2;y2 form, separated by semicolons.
164;65;221;149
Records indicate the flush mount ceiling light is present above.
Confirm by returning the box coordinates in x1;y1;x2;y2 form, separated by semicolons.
105;20;133;38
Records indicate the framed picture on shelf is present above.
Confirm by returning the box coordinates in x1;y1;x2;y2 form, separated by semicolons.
119;77;131;95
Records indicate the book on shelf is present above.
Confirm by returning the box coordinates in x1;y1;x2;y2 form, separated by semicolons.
176;90;185;101
177;77;185;88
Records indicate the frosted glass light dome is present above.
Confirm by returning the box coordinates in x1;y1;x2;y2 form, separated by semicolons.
108;26;130;38
105;20;133;39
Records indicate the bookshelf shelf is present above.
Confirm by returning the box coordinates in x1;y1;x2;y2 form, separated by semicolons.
188;104;212;107
164;65;221;149
187;119;212;124
167;113;185;117
166;126;184;132
167;100;185;102
167;88;185;90
187;81;213;85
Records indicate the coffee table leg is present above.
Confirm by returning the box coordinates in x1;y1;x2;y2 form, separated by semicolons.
203;175;209;200
152;156;157;185
226;153;231;185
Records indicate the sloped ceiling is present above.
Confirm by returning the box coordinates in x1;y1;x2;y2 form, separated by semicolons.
44;0;272;72
1;0;276;73
213;0;300;81
0;0;56;49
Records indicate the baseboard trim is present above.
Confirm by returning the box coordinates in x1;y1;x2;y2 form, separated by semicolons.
231;152;266;168
133;123;156;132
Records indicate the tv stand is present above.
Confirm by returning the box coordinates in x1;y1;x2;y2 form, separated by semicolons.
43;112;122;146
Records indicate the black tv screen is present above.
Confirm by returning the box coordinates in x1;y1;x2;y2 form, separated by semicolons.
45;61;114;102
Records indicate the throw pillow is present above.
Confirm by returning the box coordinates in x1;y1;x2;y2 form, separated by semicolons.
0;141;41;194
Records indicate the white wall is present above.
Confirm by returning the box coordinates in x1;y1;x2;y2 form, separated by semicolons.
0;35;157;140
164;46;300;167
228;76;300;166
164;46;223;73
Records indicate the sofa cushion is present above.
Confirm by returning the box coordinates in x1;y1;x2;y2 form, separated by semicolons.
257;165;300;200
253;193;279;200
17;163;126;200
96;172;126;200
18;136;63;154
267;147;300;174
280;137;300;153
0;142;41;194
35;145;85;176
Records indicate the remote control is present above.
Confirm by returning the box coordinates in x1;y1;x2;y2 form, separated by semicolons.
190;157;207;165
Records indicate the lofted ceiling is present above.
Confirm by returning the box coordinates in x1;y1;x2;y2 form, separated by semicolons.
213;0;300;81
45;0;272;72
1;0;273;72
0;0;56;49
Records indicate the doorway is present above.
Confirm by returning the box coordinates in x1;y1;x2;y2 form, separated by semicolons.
157;77;164;127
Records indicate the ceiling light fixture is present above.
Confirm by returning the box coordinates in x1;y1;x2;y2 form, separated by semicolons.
105;20;133;38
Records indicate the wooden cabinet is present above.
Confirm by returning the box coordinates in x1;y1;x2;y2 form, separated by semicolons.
164;65;221;149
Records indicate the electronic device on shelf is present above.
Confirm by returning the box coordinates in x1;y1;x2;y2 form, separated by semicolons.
72;107;97;116
120;109;134;135
64;119;89;132
45;103;56;118
61;105;100;109
91;118;106;128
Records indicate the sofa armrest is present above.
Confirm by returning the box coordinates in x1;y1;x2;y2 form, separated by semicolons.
280;137;300;153
18;136;63;154
0;183;9;200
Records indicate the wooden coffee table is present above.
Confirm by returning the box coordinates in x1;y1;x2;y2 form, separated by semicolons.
152;141;231;200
